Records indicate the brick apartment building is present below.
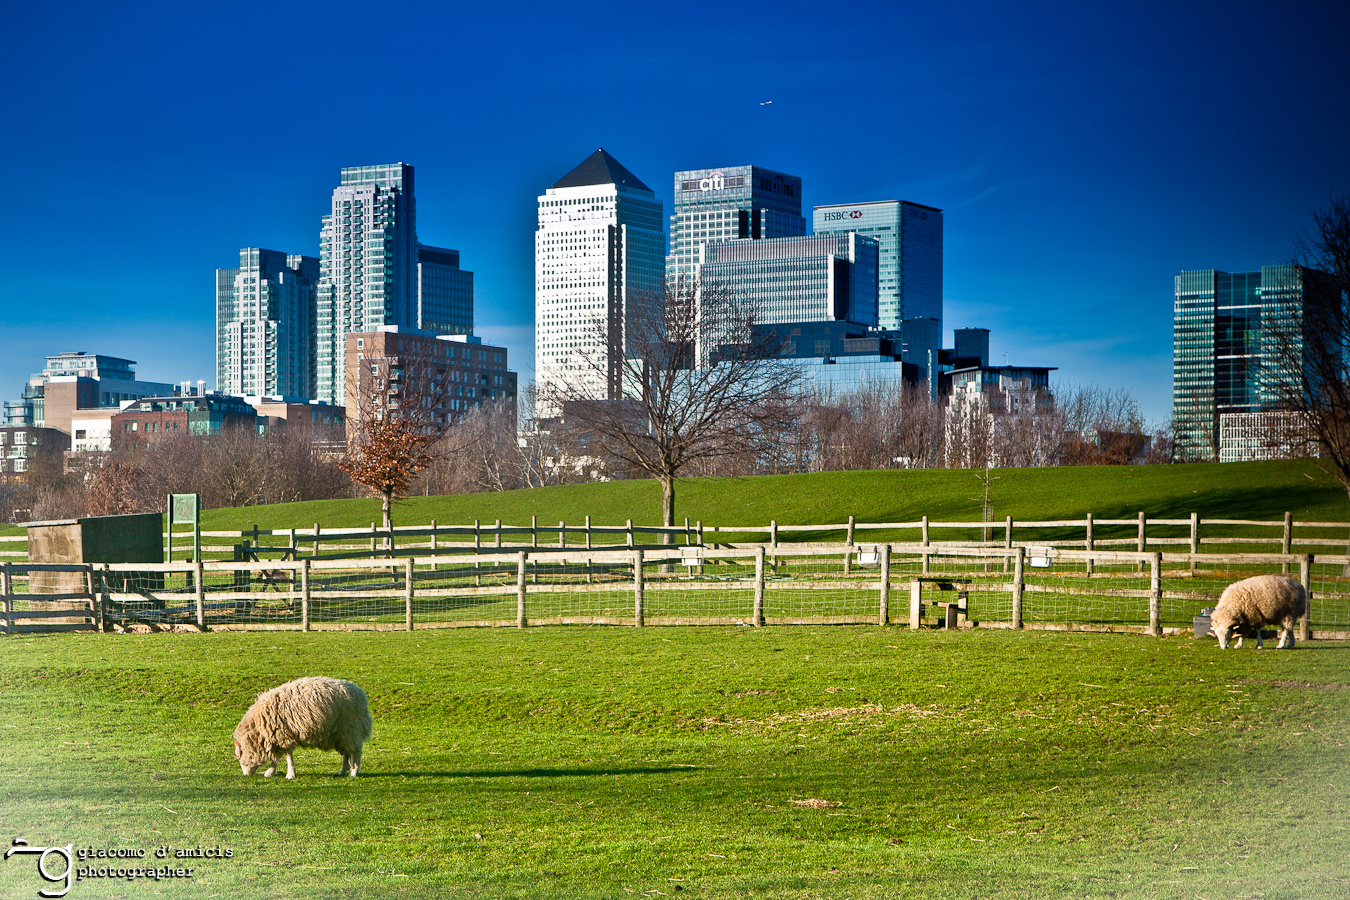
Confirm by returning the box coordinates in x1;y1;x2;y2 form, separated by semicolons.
110;392;259;449
345;328;516;428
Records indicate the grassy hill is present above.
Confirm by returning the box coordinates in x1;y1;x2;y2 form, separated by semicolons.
194;459;1349;533
4;459;1344;539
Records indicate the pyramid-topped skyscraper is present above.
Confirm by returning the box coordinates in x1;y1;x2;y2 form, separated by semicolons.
534;149;665;413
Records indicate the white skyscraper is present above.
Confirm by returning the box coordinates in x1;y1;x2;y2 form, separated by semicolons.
535;149;665;411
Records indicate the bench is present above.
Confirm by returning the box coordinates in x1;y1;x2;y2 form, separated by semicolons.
908;577;972;629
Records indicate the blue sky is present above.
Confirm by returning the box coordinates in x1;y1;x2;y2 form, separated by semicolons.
2;0;1346;424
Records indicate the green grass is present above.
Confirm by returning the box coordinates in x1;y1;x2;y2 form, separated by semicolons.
3;459;1346;543
2;626;1348;899
158;459;1350;535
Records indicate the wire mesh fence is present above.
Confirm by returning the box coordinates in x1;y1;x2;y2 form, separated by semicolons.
5;544;1350;637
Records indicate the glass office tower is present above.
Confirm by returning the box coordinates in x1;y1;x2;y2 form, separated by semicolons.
666;165;806;285
813;200;942;332
1172;264;1314;461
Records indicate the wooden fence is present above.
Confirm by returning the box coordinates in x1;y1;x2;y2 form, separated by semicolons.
5;511;1350;564
5;544;1349;639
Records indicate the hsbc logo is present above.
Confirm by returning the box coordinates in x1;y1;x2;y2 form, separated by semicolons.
821;209;863;222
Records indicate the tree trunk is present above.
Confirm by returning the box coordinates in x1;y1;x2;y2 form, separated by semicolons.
661;475;675;545
382;491;395;558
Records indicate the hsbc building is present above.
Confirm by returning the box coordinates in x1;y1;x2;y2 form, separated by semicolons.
812;200;943;332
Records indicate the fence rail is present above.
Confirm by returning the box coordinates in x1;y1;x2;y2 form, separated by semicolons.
6;545;1350;640
7;511;1350;564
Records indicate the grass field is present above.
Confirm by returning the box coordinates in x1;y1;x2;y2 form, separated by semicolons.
4;458;1339;540
3;626;1348;899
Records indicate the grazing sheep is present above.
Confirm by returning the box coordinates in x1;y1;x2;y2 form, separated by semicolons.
1210;575;1307;650
233;677;373;779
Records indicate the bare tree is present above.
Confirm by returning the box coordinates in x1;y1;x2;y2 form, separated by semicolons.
1262;195;1350;495
545;278;804;532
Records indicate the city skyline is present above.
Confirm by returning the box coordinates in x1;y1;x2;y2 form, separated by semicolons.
3;0;1347;425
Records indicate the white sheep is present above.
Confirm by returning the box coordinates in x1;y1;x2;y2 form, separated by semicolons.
1210;575;1308;650
233;677;373;779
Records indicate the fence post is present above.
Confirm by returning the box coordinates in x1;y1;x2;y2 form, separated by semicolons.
585;515;592;550
1189;513;1199;555
100;565;110;633
517;552;528;629
1137;512;1147;572
370;522;377;557
474;519;482;586
1148;552;1162;636
633;549;645;627
1299;554;1312;642
194;560;206;631
921;515;930;548
909;577;922;630
1283;512;1294;575
431;519;438;558
626;519;634;548
313;523;322;558
405;558;415;632
1004;515;1013;573
532;515;538;550
770;520;778;576
559;520;566;549
754;547;766;627
879;544;891;626
685;517;691;546
845;515;856;576
1012;547;1025;630
301;559;311;632
495;519;503;551
1085;513;1094;576
86;565;100;633
2;563;9;636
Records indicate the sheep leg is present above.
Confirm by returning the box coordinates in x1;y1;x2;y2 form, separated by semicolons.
338;752;350;777
1278;628;1295;649
1255;628;1264;650
348;746;362;777
263;763;277;778
285;752;296;780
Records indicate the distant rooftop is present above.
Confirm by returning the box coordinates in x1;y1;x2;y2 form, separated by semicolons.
552;149;652;192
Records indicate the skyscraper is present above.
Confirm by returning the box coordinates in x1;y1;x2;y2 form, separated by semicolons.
535;149;665;409
314;163;421;406
813;200;943;332
699;233;878;327
666;165;805;286
216;248;319;399
1172;264;1327;461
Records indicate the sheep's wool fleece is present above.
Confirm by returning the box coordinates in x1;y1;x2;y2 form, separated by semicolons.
235;677;372;755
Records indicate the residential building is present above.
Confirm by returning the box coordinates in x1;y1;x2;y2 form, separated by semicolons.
535;149;665;409
3;353;176;437
216;248;319;399
0;426;68;478
316;163;477;407
345;327;516;428
666;165;805;285
111;391;259;449
1172;265;1330;461
813;200;943;332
